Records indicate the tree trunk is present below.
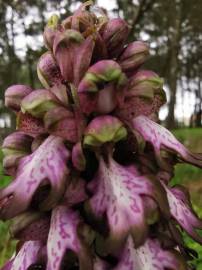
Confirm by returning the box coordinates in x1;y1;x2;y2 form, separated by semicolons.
166;1;182;129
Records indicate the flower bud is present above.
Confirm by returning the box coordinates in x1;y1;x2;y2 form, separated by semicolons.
72;142;86;171
78;60;127;114
128;70;165;100
84;115;127;147
101;18;129;58
44;107;78;143
63;1;97;34
78;60;126;93
2;132;33;176
21;89;59;118
37;51;64;89
53;29;84;82
119;41;149;72
43;14;60;50
5;85;33;111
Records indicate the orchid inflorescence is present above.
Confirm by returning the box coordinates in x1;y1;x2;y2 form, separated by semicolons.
1;1;202;270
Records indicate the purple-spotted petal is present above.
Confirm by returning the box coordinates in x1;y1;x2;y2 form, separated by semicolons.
86;157;169;251
10;241;43;270
0;136;70;219
47;206;93;270
37;51;64;88
17;112;46;137
132;115;202;169
114;236;186;270
162;182;202;244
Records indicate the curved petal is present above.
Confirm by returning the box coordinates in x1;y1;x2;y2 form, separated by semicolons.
0;136;70;219
47;206;93;270
132;115;202;169
11;241;43;270
86;157;169;251
114;236;186;270
162;182;202;244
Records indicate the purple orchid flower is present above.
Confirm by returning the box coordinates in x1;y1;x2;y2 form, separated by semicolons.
1;2;202;270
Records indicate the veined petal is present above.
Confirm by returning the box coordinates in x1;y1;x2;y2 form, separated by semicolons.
86;157;169;251
114;236;186;270
47;206;93;270
132;115;202;169
11;241;43;270
0;136;70;219
162;182;202;244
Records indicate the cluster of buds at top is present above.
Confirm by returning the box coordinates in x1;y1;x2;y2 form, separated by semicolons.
1;1;202;270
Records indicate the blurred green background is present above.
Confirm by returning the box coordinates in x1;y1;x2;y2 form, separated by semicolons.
0;0;202;269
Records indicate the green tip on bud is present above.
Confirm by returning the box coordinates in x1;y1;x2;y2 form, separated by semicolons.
21;89;59;118
84;115;127;147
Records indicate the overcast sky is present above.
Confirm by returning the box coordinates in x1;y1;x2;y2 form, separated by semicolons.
2;0;196;126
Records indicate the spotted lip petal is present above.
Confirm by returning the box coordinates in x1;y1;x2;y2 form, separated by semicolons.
10;241;43;270
47;205;93;270
162;182;202;244
132;115;202;169
114;236;186;270
86;156;170;251
0;136;70;220
17;112;46;137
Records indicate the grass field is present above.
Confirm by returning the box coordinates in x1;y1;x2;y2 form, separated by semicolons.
0;128;202;268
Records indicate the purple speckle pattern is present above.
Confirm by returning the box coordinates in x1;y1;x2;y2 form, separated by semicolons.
132;115;202;168
162;182;202;244
11;241;42;270
0;136;70;219
114;236;185;270
47;206;81;270
88;157;168;247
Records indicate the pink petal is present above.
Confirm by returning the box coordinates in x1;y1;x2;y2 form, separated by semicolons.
0;136;70;219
